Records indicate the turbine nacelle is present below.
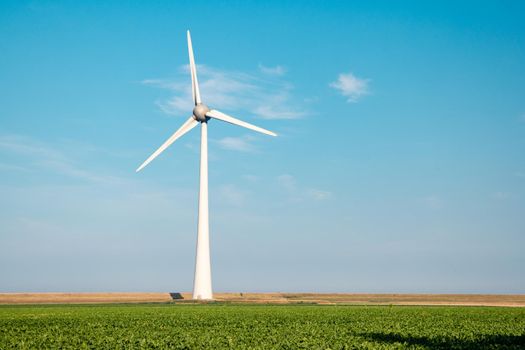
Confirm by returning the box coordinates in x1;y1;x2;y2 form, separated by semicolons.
193;103;210;122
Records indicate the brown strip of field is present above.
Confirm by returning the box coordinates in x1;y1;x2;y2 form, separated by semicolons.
1;293;524;307
0;293;173;304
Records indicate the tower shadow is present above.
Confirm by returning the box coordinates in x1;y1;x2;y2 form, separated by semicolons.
361;332;525;349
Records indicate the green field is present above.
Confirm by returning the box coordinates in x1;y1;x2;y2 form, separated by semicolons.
0;304;524;349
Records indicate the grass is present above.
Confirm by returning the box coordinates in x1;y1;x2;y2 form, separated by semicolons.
0;303;524;349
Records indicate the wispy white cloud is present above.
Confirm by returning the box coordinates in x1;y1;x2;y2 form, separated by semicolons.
217;184;247;206
143;64;306;120
330;72;369;102
0;134;63;160
493;191;512;200
252;105;305;120
306;189;333;200
277;174;297;191
277;174;332;202
0;162;29;172
0;134;123;185
421;195;444;209
258;64;286;76
242;174;259;182
217;135;256;153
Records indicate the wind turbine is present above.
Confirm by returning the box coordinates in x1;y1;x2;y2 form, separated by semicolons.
136;31;277;300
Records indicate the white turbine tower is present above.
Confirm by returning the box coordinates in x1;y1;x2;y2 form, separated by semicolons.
136;31;276;300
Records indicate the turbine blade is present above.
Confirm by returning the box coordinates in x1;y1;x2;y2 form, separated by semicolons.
206;109;277;137
136;116;198;172
187;30;201;105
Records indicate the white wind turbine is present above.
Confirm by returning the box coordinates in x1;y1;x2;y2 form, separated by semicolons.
136;31;277;300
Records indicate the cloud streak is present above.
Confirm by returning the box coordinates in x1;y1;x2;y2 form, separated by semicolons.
217;135;256;153
330;72;369;102
0;134;123;185
217;184;247;206
277;174;332;202
143;64;306;120
258;64;286;76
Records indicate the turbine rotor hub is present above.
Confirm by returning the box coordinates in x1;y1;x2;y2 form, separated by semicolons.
193;104;210;122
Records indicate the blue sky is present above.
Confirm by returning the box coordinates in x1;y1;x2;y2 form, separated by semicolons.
1;0;524;293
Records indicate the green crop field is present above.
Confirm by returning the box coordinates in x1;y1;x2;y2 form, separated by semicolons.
0;304;524;349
